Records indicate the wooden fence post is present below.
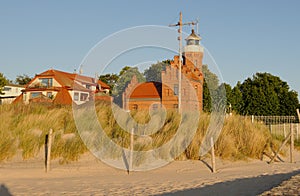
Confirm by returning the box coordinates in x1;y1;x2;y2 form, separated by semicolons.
45;128;53;172
297;123;299;141
297;109;300;141
290;124;294;163
129;127;134;173
283;123;286;138
210;137;216;173
269;131;291;164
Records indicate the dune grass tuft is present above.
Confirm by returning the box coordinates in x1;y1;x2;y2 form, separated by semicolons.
0;102;293;163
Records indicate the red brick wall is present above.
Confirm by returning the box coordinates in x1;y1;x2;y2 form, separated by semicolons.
124;51;203;111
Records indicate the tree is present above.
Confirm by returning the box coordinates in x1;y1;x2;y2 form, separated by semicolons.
112;66;145;106
202;80;211;112
0;73;8;95
15;74;32;85
239;72;299;116
202;64;220;112
119;66;131;76
99;73;119;91
230;82;244;113
218;83;232;113
202;64;219;91
144;60;170;82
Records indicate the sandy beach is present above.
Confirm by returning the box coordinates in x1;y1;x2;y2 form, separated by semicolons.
0;150;300;196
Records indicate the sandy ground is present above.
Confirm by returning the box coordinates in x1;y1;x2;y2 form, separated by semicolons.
1;150;300;196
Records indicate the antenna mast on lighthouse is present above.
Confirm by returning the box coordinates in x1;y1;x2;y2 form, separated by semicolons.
169;12;198;112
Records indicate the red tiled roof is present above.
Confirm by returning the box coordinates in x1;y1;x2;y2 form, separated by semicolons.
98;80;110;89
71;82;92;92
28;69;74;88
27;69;110;89
12;94;23;104
53;87;73;105
130;82;162;99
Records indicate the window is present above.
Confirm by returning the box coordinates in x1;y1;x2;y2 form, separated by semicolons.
174;84;179;95
3;87;11;92
47;92;52;98
31;92;41;98
132;104;138;110
40;78;53;88
187;39;195;45
80;93;88;101
74;92;79;101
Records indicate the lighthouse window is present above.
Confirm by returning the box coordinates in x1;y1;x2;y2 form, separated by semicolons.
174;84;179;95
187;40;195;45
195;40;199;45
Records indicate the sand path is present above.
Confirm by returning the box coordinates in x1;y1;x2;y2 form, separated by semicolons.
0;151;300;195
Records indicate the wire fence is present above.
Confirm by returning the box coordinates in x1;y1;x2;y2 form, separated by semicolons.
251;115;297;124
250;115;300;141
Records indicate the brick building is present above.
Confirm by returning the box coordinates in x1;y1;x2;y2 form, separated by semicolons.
123;29;204;111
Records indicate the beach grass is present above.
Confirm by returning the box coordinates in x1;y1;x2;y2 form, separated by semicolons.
0;102;296;163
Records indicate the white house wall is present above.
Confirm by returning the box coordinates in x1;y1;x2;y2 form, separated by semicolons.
0;85;24;104
71;90;90;105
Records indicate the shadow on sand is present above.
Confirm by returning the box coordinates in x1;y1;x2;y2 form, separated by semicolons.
161;170;300;196
0;184;13;196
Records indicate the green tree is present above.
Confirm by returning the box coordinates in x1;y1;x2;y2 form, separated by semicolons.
119;66;131;76
202;64;220;112
15;74;32;85
239;72;299;116
202;64;219;91
230;82;244;114
218;83;232;113
99;73;119;91
144;60;170;82
0;73;8;95
202;79;211;112
112;66;145;106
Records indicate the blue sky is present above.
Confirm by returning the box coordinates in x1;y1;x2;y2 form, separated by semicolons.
1;0;299;96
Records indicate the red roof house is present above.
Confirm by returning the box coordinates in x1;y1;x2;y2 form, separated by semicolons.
14;69;111;105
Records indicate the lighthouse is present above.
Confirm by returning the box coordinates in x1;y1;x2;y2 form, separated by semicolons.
183;29;204;71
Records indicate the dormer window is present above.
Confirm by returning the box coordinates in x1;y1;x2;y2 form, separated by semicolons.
40;78;53;88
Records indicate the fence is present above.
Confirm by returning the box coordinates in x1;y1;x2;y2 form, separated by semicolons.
250;115;300;141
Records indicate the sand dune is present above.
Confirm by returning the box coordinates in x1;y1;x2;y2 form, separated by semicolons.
0;151;300;195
